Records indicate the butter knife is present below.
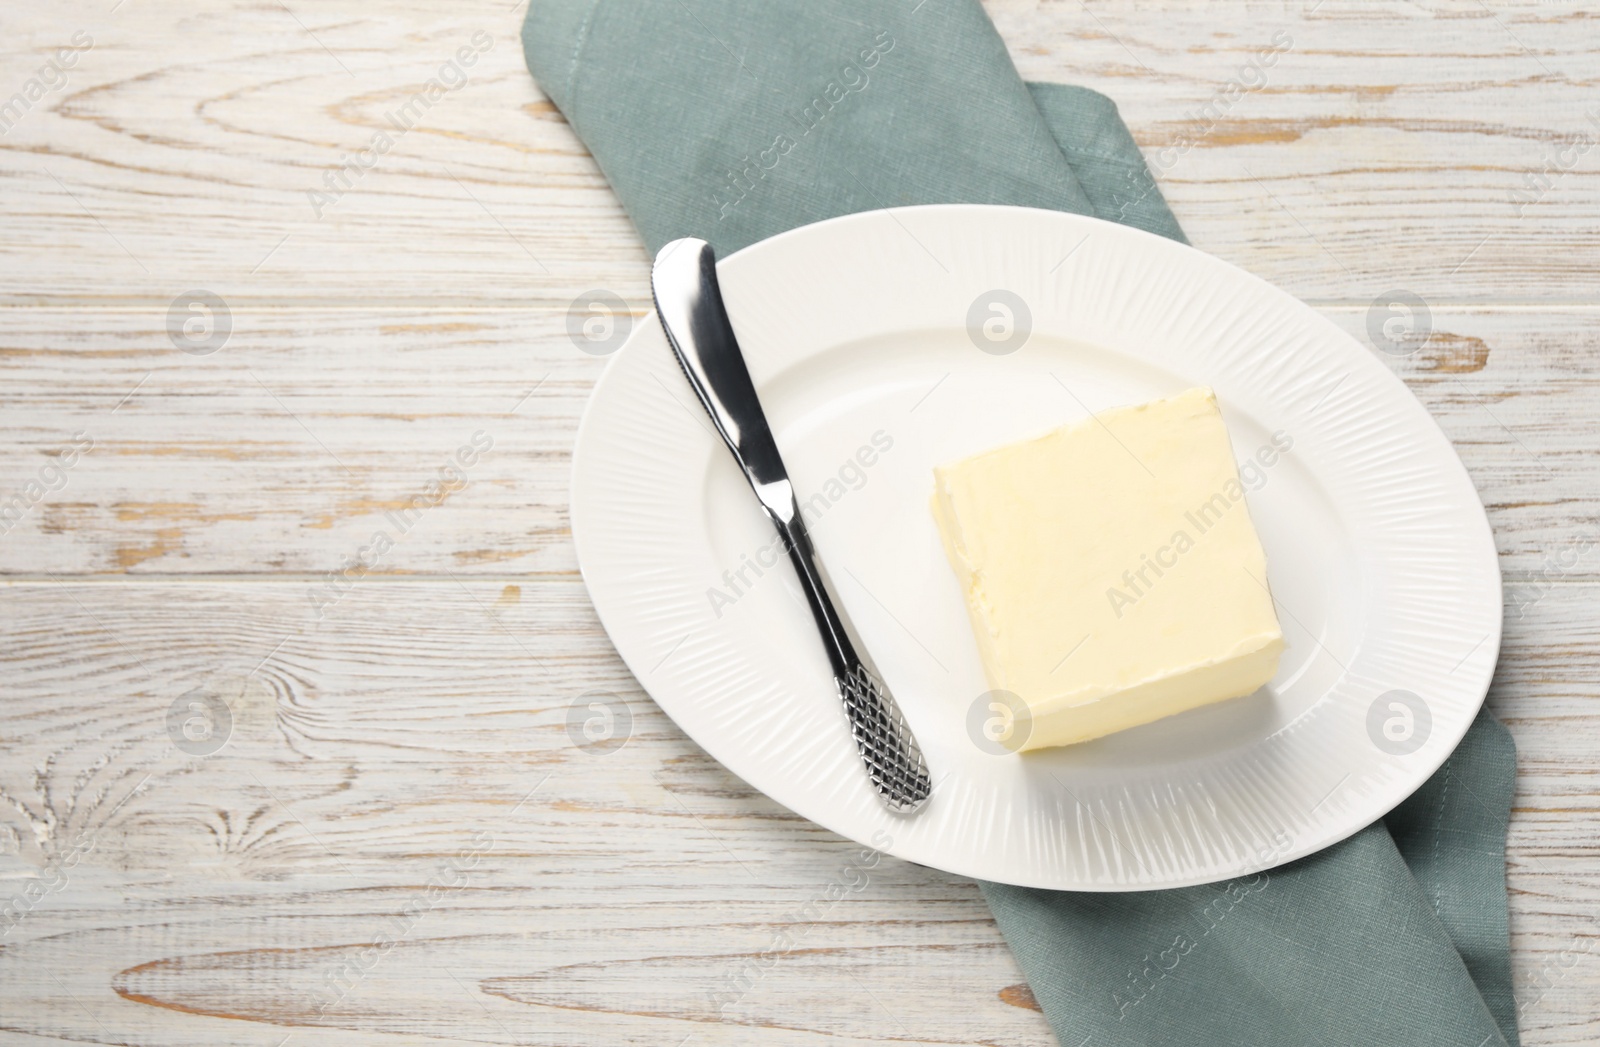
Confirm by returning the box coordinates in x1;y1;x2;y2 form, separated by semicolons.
651;238;932;814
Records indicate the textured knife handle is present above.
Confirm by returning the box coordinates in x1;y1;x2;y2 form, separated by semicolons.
779;518;932;814
838;663;933;813
652;238;932;814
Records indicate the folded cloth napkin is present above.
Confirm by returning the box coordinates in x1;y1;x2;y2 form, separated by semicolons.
522;4;1519;1044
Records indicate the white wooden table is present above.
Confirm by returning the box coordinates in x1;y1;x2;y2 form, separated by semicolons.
3;2;1596;1043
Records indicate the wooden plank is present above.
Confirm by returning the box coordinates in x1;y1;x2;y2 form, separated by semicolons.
1000;0;1600;307
0;2;1598;306
2;304;1598;578
0;578;1051;1046
0;577;1595;1044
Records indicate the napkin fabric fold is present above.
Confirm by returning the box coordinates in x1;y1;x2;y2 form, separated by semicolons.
523;4;1518;1044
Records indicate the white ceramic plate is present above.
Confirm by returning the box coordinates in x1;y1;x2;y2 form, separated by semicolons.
570;205;1500;890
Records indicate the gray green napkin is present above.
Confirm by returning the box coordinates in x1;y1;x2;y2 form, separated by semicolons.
522;3;1518;1043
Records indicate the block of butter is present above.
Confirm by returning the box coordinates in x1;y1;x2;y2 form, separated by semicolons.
931;387;1284;750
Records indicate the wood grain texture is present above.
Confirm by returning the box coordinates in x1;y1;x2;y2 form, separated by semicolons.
1;1;1597;1044
2;304;1596;579
2;1;1600;307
